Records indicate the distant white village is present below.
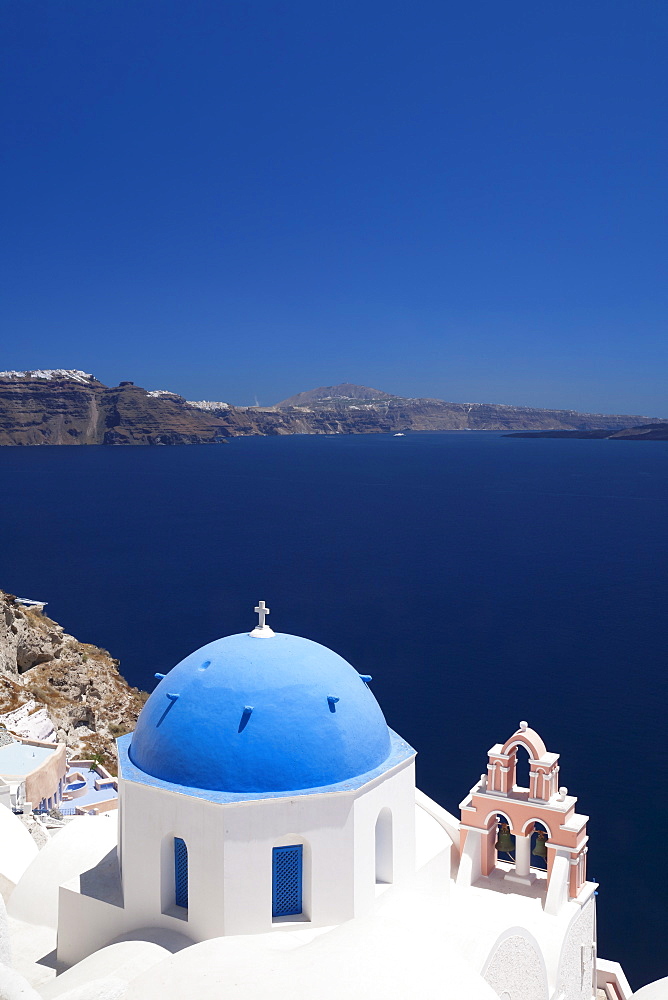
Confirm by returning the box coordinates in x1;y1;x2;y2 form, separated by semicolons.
0;603;664;1000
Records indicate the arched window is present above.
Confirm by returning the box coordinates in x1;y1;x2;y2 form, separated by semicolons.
375;808;393;884
272;844;303;918
174;837;188;909
513;744;531;792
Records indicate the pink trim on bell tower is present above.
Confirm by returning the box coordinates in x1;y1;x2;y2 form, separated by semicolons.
458;722;592;913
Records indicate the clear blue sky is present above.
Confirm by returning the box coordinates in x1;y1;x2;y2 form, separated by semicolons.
2;1;666;414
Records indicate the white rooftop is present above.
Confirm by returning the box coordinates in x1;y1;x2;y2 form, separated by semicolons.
0;742;55;778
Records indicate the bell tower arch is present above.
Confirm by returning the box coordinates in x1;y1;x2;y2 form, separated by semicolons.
458;722;591;915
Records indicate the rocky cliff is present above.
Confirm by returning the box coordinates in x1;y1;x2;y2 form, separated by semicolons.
0;371;270;445
0;591;146;772
0;372;663;444
271;383;664;434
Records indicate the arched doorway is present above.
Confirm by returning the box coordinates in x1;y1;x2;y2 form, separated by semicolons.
375;808;393;884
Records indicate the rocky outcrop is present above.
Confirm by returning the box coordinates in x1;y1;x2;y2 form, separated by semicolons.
0;373;663;444
0;592;146;772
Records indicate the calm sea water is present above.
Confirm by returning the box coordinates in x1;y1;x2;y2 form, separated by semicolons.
1;433;666;987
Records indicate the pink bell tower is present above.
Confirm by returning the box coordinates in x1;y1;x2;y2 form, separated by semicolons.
458;722;591;914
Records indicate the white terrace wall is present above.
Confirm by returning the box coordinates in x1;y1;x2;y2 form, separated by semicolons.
12;739;67;809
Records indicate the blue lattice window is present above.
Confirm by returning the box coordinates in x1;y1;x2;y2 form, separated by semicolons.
272;845;303;918
174;837;188;908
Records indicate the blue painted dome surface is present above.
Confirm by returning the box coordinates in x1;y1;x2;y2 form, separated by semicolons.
129;632;392;793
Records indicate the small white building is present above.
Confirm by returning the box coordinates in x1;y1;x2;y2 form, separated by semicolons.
0;730;67;812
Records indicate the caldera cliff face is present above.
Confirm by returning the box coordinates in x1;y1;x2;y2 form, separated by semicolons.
0;372;662;444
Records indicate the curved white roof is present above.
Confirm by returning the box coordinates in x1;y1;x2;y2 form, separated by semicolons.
634;978;668;1000
8;816;116;928
122;860;500;1000
0;805;38;886
39;940;173;999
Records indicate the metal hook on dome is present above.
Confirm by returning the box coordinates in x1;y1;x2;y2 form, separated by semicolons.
156;692;180;728
327;696;340;713
238;706;254;733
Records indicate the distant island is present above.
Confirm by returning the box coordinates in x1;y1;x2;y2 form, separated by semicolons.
0;370;665;445
507;425;668;441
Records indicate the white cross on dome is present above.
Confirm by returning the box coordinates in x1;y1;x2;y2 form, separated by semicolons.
255;601;270;626
250;600;275;638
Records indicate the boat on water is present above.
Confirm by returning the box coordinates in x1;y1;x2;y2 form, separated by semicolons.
394;432;405;437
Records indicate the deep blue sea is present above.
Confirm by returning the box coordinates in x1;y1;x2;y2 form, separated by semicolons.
1;433;666;988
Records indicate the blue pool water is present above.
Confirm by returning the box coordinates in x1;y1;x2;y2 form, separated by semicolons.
0;432;666;987
64;766;118;808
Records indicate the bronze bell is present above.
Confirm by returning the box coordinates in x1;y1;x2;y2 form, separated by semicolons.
532;832;548;858
495;823;515;854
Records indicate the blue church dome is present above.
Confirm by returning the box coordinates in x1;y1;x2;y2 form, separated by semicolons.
129;630;392;794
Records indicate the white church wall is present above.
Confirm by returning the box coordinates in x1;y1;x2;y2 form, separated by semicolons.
545;849;571;916
118;758;416;940
481;927;550;1000
55;755;421;968
57;782;205;968
374;807;393;882
529;889;597;998
119;780;228;940
219;790;354;934
57;884;131;971
352;761;416;917
450;874;596;999
456;827;483;887
555;896;596;1000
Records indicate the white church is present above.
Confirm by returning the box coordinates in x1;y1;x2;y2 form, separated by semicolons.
0;602;664;1000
